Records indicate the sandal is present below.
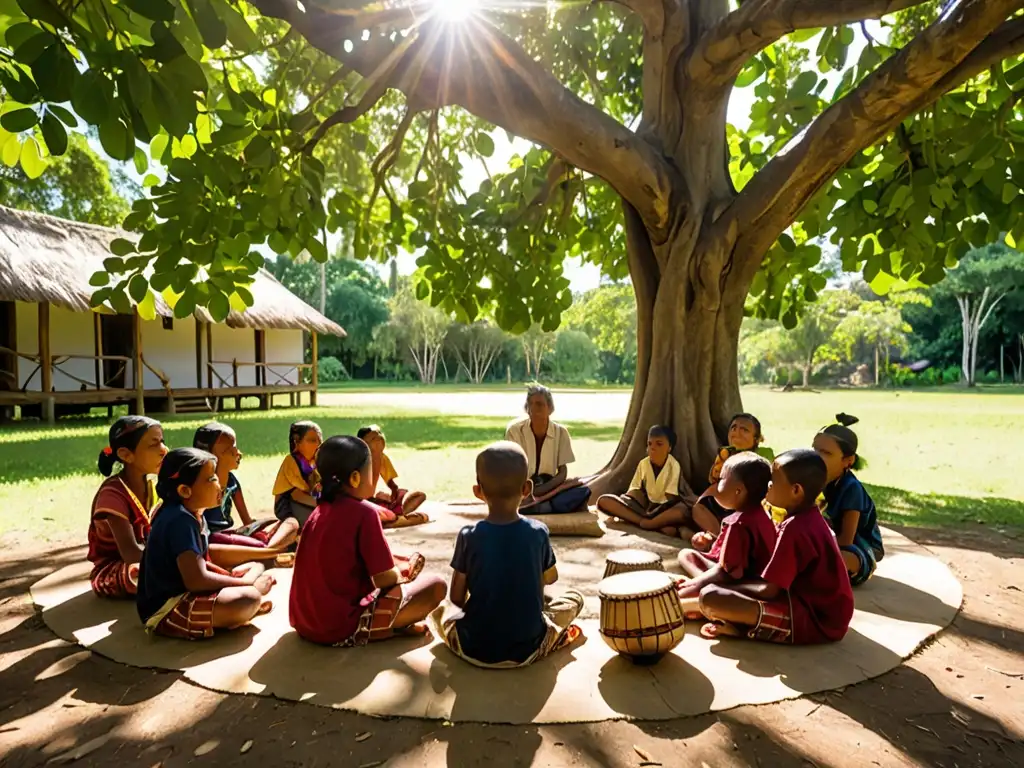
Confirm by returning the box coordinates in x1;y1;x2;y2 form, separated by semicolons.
553;623;584;651
256;600;274;617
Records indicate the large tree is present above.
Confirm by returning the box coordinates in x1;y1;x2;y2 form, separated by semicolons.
4;1;1024;494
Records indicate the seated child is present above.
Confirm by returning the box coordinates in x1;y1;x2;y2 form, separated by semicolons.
696;449;854;645
597;425;687;537
357;425;429;527
813;413;884;586
693;413;766;537
193;423;299;567
430;441;584;668
88;416;167;598
271;420;323;528
676;453;776;616
289;436;445;646
137;448;274;640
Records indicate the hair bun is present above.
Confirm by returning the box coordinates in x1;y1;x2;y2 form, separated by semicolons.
835;413;859;427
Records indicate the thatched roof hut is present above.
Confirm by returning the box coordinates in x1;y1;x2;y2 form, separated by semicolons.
0;205;345;337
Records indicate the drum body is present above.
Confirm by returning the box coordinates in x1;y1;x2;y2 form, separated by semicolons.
602;549;664;579
598;571;686;660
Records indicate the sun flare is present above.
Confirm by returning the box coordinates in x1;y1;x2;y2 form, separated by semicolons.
430;0;480;23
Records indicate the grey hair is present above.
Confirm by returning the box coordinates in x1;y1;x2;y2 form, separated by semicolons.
524;384;555;413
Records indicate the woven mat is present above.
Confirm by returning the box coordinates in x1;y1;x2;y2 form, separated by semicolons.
31;521;960;724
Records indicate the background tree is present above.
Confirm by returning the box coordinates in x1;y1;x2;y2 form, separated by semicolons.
7;0;1024;492
447;320;505;384
520;325;556;381
932;243;1024;385
0;133;136;226
831;290;928;385
562;284;637;383
550;330;601;384
384;281;450;385
268;255;389;375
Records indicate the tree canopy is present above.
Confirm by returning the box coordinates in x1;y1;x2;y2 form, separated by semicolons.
4;0;1024;487
0;131;136;225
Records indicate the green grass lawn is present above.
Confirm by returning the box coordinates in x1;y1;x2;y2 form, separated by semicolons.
1;386;1022;543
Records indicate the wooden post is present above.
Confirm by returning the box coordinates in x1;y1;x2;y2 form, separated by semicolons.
38;303;54;423
310;331;319;407
206;322;213;389
133;310;145;415
195;320;203;388
93;312;103;389
233;358;240;411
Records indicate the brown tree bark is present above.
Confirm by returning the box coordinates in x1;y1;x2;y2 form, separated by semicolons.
246;0;1024;496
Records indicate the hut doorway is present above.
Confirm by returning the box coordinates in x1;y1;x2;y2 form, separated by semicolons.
0;300;15;392
100;314;133;388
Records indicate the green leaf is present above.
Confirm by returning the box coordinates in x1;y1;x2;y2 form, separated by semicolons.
16;0;64;29
31;43;76;103
173;286;198;319
307;236;327;263
208;290;230;321
89;271;110;287
39;110;67;156
160;54;207;93
862;198;878;214
475;133;495;158
123;0;176;22
137;290;157;321
147;23;186;63
47;104;77;127
218;1;259;52
415;280;430;301
6;22;47;54
133;147;148;175
152;80;192;138
72;71;115;126
18;136;46;179
0;69;38;103
128;274;148;302
149;133;169;162
778;233;796;252
2;136;21;167
110;239;137;257
243;134;272;167
188;0;227;48
1002;183;1018;205
789;27;820;43
792;70;817;95
99;116;134;161
838;26;855;46
0;108;38;132
735;58;764;88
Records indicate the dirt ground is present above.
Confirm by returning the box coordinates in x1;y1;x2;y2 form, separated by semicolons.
2;525;1023;768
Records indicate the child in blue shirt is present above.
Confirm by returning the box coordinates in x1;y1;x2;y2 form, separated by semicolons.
430;441;584;668
813;414;884;586
137;448;274;640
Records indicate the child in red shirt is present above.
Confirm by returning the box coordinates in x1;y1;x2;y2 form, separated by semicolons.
697;448;854;645
676;453;776;617
289;436;446;646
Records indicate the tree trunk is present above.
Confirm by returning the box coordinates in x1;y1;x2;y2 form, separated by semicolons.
874;345;880;387
802;362;812;388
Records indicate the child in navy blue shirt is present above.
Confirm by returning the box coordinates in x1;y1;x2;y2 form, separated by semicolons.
137;448;274;640
430;441;584;668
813;414;883;586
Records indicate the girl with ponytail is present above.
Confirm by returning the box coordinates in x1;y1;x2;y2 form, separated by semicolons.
813;414;884;587
290;436;445;646
87;416;167;599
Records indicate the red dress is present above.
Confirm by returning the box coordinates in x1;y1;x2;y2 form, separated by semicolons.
87;476;158;598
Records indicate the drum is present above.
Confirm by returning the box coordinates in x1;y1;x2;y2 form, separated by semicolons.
603;549;664;579
598;571;686;663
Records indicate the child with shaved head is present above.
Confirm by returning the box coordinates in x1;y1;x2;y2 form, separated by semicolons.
431;441;584;668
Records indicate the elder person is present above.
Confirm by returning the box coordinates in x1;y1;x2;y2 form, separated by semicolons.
504;385;591;515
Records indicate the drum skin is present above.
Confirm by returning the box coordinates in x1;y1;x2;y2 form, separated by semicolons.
598;571;686;660
602;549;665;579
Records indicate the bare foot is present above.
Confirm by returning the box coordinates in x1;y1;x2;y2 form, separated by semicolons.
700;621;742;640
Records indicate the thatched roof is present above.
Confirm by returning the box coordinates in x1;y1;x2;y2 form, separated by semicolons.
0;206;345;337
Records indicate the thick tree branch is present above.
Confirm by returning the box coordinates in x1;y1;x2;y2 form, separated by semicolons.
247;0;677;233
720;0;1024;270
691;0;932;86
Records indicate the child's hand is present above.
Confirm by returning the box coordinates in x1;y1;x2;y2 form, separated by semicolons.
254;573;276;596
692;531;714;552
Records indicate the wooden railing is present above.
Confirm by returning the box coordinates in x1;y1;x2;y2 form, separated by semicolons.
0;346;171;394
207;359;312;389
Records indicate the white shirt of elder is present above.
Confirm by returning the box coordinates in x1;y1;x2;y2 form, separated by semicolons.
628;455;681;505
505;417;576;478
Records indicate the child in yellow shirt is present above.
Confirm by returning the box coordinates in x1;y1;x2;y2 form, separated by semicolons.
357;425;429;527
271;420;323;529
